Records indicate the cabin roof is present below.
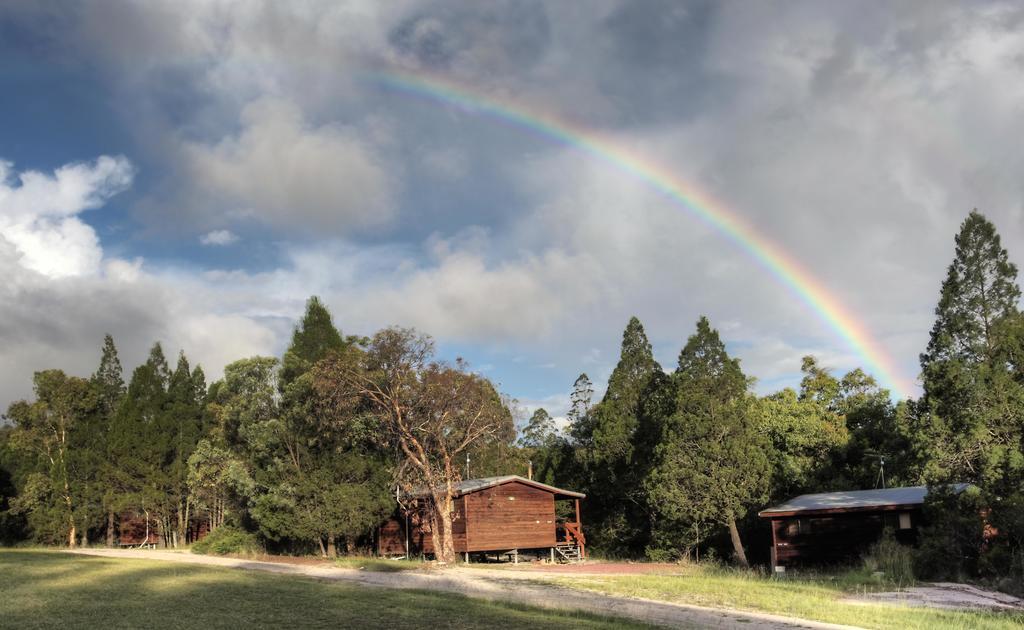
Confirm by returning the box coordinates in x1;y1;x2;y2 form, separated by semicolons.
413;475;585;499
758;484;970;517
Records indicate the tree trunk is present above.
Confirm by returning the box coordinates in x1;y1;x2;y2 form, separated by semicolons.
81;529;89;548
68;524;77;548
106;510;115;547
727;517;749;567
317;537;327;557
183;498;191;544
177;498;185;546
327;535;337;559
430;493;456;564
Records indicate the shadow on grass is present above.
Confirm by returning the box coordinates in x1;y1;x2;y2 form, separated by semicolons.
0;551;651;630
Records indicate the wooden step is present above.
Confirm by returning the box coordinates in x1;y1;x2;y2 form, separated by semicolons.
553;544;583;564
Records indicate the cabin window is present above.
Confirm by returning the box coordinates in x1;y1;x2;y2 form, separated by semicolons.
898;512;912;530
784;519;808;537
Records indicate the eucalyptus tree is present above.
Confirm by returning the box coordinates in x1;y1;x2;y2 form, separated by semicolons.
314;327;513;564
5;370;97;546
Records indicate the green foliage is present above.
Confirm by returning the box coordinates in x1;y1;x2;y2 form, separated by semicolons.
519;408;557;449
313;326;515;563
572;317;662;555
212;356;280;454
916;210;1023;485
922;210;1020;371
755;388;847;499
4;370;99;545
914;485;986;581
567;373;593;434
645;317;769;565
279;296;349;388
190;525;260;555
90;334;125;417
187;439;255;531
862;529;915;586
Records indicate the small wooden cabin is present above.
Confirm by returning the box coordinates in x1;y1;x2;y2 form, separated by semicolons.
759;485;967;568
116;512;209;548
378;475;586;562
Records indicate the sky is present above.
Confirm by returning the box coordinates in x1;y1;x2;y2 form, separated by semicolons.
2;1;1024;423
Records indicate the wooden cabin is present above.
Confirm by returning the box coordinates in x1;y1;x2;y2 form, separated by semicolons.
759;484;968;568
378;475;586;562
116;512;209;548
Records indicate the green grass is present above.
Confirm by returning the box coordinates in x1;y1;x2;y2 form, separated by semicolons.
545;564;1024;630
0;550;650;629
333;555;422;572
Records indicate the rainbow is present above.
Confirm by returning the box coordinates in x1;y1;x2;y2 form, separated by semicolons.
370;70;912;399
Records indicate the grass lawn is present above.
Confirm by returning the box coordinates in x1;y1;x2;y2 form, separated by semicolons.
546;565;1024;630
333;555;422;572
0;550;650;630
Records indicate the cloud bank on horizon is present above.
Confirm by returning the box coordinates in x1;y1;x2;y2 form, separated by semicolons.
2;1;1023;419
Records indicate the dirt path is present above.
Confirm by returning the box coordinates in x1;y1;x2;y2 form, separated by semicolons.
67;549;858;630
843;582;1024;611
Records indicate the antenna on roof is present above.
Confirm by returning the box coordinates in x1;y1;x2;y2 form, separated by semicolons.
867;451;887;489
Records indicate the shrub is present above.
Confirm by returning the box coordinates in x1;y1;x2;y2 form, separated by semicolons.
191;526;260;556
914;485;985;581
863;529;915;586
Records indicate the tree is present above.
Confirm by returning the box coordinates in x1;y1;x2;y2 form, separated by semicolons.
573;317;662;555
566;373;593;438
916;210;1024;484
314;327;513;564
645;317;769;566
913;210;1024;584
922;210;1020;372
105;344;172;545
834;368;909;489
755;388;847;500
211;356;280;459
279;296;348;389
798;356;841;410
160;351;206;546
92;335;125;416
187;439;255;533
90;335;125;546
0;427;28;544
519;408;557;449
262;297;391;557
5;371;98;546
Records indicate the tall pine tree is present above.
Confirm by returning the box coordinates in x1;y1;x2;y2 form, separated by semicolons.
575;317;662;555
89;335;126;546
250;297;391;556
916;210;1023;484
645;317;769;565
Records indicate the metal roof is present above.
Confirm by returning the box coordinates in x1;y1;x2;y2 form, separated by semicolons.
412;475;585;499
759;484;970;516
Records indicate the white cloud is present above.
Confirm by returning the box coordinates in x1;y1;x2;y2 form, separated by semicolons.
7;2;1024;409
0;156;133;278
200;229;239;246
184;99;395;235
0;156;282;409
